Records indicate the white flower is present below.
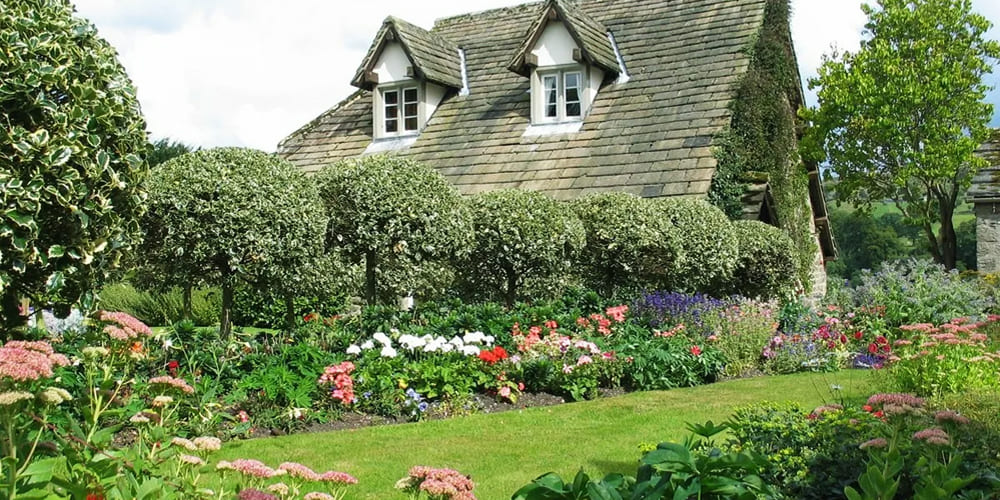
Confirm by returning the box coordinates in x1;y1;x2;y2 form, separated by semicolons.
373;331;391;346
484;335;495;345
380;345;398;358
424;340;442;352
463;331;484;344
361;340;375;350
346;344;362;355
162;337;174;350
461;345;481;356
440;343;454;353
449;336;464;347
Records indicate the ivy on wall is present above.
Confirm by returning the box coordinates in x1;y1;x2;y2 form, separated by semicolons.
708;0;817;291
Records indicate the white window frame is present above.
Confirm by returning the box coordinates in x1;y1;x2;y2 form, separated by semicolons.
533;66;585;124
375;83;421;139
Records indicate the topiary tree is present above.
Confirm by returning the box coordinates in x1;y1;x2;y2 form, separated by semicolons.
141;148;326;337
652;198;739;294
0;0;148;330
315;155;472;304
730;220;798;299
463;189;585;307
571;192;683;298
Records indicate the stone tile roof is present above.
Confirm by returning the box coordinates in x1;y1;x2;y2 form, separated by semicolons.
280;0;769;201
970;130;1000;202
351;16;463;90
508;0;620;77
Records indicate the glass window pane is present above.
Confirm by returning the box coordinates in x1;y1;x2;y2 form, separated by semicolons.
386;119;398;133
404;103;418;117
403;87;418;102
566;102;581;117
405;117;418;131
384;90;398;105
385;104;397;120
565;72;580;89
543;76;557;118
566;87;580;103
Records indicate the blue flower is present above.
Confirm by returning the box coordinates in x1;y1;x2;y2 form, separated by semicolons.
418;402;428;412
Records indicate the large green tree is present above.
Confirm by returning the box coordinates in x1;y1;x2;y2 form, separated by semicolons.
803;0;1000;269
0;0;148;329
142;148;326;337
315;155;472;304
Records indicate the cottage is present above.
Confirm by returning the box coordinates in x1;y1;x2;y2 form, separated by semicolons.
970;131;1000;273
279;0;836;293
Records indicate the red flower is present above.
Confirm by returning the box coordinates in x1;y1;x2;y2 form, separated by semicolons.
862;405;873;412
868;343;878;354
167;360;179;376
854;331;864;340
478;346;508;365
839;334;848;344
86;494;104;500
827;341;836;349
517;382;525;391
875;336;889;345
873;410;885;419
690;345;702;356
880;344;891;353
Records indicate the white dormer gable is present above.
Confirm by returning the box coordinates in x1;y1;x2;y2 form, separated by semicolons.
373;42;411;83
526;22;604;126
531;21;578;66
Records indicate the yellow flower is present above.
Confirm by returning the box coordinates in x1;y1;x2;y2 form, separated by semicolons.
398;379;407;389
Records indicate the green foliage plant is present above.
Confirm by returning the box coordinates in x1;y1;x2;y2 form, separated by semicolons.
885;318;1000;397
730;220;798;299
462;189;585;307
651;198;739;293
709;0;817;290
570;192;682;299
0;0;148;328
315;155;472;305
142;148;326;337
802;0;1000;269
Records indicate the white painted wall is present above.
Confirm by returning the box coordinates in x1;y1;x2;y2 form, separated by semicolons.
424;82;445;124
585;67;604;114
373;42;411;83
531;21;577;67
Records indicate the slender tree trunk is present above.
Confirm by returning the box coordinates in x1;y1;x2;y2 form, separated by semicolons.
182;285;193;320
220;283;234;339
284;292;296;330
1;290;24;335
365;250;378;305
504;268;517;309
938;199;957;269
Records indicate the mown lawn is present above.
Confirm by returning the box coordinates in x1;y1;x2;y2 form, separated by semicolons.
216;370;873;499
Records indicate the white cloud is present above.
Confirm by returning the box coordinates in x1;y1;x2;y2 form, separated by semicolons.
71;0;1000;150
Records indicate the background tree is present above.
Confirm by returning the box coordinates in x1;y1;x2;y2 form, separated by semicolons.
803;0;1000;269
0;0;148;330
315;155;472;304
147;137;196;168
571;192;682;299
462;189;585;308
142;148;325;337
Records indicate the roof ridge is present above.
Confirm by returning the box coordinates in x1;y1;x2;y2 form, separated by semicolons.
433;1;544;30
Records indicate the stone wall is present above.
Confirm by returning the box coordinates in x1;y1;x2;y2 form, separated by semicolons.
976;202;1000;273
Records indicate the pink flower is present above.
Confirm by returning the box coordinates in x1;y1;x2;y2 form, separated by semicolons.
576;355;593;366
690;345;702;356
148;376;195;394
99;311;152;340
303;493;334;500
231;459;280;479
859;438;888;450
317;470;358;484
934;410;970;426
0;340;67;382
278;462;319;480
499;386;511;399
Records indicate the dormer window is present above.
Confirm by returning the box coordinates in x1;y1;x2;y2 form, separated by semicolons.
538;69;582;122
381;85;419;135
351;16;465;146
508;0;626;130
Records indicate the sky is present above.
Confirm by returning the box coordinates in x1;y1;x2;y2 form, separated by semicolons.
71;0;1000;152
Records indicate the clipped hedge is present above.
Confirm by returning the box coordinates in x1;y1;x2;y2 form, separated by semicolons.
571;192;682;298
461;189;585;307
97;283;220;326
652;198;739;294
730;220;798;299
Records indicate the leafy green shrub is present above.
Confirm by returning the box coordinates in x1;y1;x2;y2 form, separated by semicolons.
570;192;682;298
1;0;148;325
702;298;780;378
837;259;993;326
315;155;472;304
651;198;739;294
461;189;585;307
97;283;220;326
143;148;327;336
730;220;798;299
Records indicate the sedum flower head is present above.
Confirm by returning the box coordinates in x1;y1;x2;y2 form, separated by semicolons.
178;454;206;466
171;437;198;451
0;391;34;406
193;436;221;452
38;387;73;405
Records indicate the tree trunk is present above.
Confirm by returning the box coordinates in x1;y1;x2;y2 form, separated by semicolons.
922;221;944;265
1;289;25;335
504;268;517;309
284;292;296;330
938;199;958;269
365;250;378;305
220;284;234;339
182;285;193;320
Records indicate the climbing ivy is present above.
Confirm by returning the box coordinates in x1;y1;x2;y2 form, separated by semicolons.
708;0;817;291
